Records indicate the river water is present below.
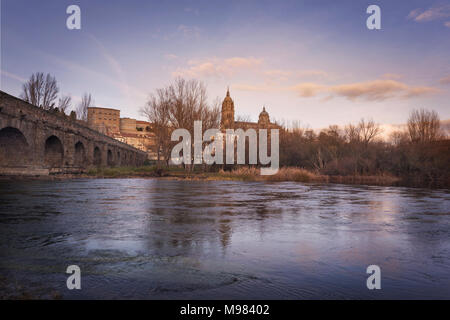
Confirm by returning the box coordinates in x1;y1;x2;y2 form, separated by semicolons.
0;179;449;299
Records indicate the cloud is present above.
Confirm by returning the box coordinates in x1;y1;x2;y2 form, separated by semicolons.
0;70;27;83
233;84;270;92
330;80;409;101
296;70;328;79
48;53;147;101
177;25;202;38
290;83;325;97
440;75;450;84
262;69;292;82
289;79;439;101
164;54;178;60
86;33;148;103
263;69;328;82
184;7;200;15
408;4;450;22
445;21;450;27
224;57;263;68
172;57;263;78
407;8;423;20
382;73;403;80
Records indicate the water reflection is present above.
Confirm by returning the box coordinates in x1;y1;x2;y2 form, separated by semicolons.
0;179;449;299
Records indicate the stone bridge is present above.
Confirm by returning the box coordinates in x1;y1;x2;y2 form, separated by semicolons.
0;90;147;175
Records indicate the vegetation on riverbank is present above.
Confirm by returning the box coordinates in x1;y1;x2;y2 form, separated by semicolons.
84;165;403;187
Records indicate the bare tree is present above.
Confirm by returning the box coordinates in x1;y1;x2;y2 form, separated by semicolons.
344;119;381;145
389;130;409;146
141;88;172;166
407;109;442;143
21;72;59;110
58;95;72;114
358;118;382;145
344;123;360;143
141;78;220;168
77;93;94;121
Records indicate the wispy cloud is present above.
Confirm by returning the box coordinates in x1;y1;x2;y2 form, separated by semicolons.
164;54;178;60
233;84;271;92
87;33;147;102
290;83;325;98
47;52;147;101
172;57;263;78
290;79;439;101
263;69;328;83
440;75;450;84
445;21;450;27
0;70;27;83
408;4;450;24
177;25;202;39
234;79;439;101
184;7;200;16
382;73;403;80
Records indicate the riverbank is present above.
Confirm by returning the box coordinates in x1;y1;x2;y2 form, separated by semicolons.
85;166;402;186
2;165;446;188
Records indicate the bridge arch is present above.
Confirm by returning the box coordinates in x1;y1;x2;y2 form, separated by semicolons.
107;149;114;167
93;146;102;167
117;151;121;166
44;135;64;168
74;141;86;167
0;127;31;166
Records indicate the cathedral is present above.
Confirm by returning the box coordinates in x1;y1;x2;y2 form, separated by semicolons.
220;88;280;131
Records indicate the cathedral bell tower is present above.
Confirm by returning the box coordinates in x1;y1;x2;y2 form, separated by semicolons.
221;88;235;130
258;107;270;127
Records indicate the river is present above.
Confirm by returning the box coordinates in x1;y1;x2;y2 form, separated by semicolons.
0;179;449;299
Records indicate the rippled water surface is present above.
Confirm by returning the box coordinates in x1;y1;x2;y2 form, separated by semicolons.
0;179;449;299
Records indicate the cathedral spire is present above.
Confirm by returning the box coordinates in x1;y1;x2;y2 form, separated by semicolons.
221;86;234;130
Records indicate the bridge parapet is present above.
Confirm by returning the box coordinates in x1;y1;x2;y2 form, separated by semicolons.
0;90;147;175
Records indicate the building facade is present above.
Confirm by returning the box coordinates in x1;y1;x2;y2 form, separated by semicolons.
87;107;157;160
87;107;121;135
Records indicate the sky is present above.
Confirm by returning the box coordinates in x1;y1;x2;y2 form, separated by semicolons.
1;0;449;130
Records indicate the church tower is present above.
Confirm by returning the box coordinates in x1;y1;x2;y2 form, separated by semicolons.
221;88;235;130
258;107;270;127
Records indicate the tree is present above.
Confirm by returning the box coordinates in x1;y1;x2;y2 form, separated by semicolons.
358;118;382;145
141;78;220;168
141;87;172;166
407;109;442;143
77;93;94;121
58;95;72;114
344;119;381;145
21;72;59;110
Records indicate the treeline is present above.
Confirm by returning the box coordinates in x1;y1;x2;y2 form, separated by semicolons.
278;109;449;187
20;72;94;120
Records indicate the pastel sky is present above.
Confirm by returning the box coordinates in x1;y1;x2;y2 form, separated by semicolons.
1;0;449;129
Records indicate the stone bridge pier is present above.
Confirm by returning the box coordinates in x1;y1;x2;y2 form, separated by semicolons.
0;91;147;176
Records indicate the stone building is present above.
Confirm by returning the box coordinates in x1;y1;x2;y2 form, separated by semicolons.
87;107;121;135
87;107;157;160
